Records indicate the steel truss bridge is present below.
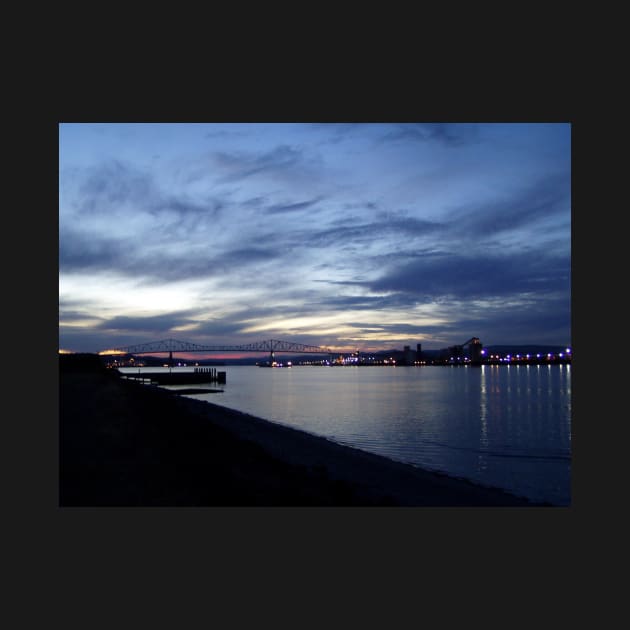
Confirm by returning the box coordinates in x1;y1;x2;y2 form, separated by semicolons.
103;338;331;361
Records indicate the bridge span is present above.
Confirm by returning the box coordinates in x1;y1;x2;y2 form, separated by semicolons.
100;338;331;364
99;336;486;366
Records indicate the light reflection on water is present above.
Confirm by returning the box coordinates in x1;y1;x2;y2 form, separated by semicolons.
121;364;571;505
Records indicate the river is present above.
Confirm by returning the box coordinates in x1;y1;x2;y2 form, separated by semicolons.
120;364;571;505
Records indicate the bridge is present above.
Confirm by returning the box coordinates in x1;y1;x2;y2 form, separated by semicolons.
99;336;485;365
100;338;331;364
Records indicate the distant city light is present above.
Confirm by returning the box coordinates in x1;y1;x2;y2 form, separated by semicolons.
566;348;571;353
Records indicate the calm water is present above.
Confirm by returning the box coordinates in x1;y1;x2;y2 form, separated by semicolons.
121;364;572;505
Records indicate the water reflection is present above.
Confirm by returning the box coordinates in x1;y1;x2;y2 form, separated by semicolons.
478;365;489;472
134;365;571;505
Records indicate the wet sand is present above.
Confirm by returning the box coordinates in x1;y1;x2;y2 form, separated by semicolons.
59;356;541;506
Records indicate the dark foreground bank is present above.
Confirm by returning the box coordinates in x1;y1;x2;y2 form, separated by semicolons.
59;355;541;506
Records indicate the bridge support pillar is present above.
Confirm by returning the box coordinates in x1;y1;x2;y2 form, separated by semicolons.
169;350;174;367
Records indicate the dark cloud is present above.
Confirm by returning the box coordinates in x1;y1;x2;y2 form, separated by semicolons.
301;215;443;248
71;160;226;221
58;310;104;323
59;329;143;352
219;247;282;266
242;196;266;207
343;201;379;211
447;173;570;239
159;196;224;220
436;295;572;346
76;160;156;213
266;197;323;214
312;295;388;309
330;294;571;348
343;322;429;336
191;319;251;338
309;293;418;311
59;296;95;310
213;145;308;182
69;310;270;348
306;123;370;144
380;123;479;147
369;251;570;301
59;227;129;272
131;247;284;285
96;311;199;334
60;214;285;282
204;129;249;140
306;123;478;149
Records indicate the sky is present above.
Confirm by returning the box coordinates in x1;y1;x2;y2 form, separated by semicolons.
59;122;571;355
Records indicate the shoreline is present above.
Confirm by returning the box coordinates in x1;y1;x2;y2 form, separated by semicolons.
182;396;545;506
60;360;544;506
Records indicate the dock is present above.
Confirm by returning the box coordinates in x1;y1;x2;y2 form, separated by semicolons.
120;367;226;385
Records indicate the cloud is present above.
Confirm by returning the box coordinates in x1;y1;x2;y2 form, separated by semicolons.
379;123;480;147
369;250;570;301
75;160;157;213
59;226;129;273
59;222;283;283
60;155;289;282
96;311;199;333
66;159;227;227
218;247;282;266
129;245;285;284
212;145;312;182
300;214;443;248
191;318;253;338
204;129;249;140
306;123;371;144
76;308;280;346
58;310;104;323
447;173;571;239
341;322;430;336
437;294;572;346
266;197;323;214
158;196;224;220
310;294;391;309
305;123;479;149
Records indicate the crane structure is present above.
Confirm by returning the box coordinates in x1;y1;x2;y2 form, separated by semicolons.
447;337;483;364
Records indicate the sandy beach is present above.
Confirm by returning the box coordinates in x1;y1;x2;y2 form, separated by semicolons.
59;355;541;506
